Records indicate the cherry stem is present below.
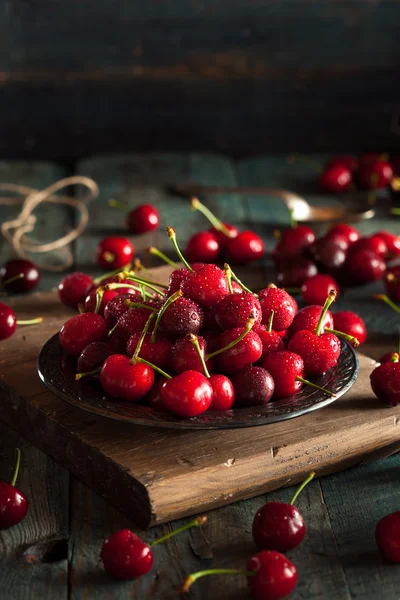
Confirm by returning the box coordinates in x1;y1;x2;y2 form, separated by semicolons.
226;265;253;294
1;273;24;288
103;251;115;264
151;290;182;342
206;314;255;360
224;264;233;294
133;258;149;274
191;197;233;237
93;265;131;284
290;471;315;505
131;356;172;379
166;226;194;272
315;289;337;336
151;515;207;548
296;376;336;397
391;354;400;363
16;317;43;326
391;208;400;216
267;310;274;333
132;313;156;358
324;328;360;348
147;247;178;268
10;448;21;487
75;368;101;380
374;294;400;314
391;177;400;193
180;568;254;593
108;198;128;209
94;287;105;314
289;208;297;229
122;272;168;293
139;283;146;302
124;300;158;312
190;334;210;378
105;282;153;299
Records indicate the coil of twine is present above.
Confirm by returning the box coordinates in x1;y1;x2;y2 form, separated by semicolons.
0;176;99;272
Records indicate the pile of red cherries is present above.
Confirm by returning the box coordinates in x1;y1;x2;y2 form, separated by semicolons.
318;153;397;193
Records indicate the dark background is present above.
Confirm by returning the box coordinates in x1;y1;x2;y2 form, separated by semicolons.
1;0;400;160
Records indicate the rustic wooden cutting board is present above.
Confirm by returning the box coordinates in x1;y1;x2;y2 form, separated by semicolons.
1;264;399;528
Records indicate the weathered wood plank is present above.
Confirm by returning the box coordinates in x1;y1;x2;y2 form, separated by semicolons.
0;422;69;600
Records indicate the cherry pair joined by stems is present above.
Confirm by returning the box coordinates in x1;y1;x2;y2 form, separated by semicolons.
0;302;43;341
101;515;207;580
0;259;40;293
0;448;29;529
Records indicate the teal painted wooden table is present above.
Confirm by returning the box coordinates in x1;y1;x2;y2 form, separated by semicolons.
1;154;400;599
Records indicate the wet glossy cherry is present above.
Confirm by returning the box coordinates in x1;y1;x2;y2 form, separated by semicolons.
182;264;230;309
97;236;134;269
247;550;298;600
158;296;204;338
170;335;213;374
358;159;393;189
114;305;156;343
0;449;29;529
333;311;367;345
226;231;265;264
101;529;153;579
258;286;297;331
127;332;171;369
301;274;339;306
273;225;315;260
127;204;160;234
215;292;262;330
208;374;235;410
161;370;213;416
77;341;115;374
209;223;239;250
288;329;340;376
287;305;334;339
376;512;400;563
276;257;318;288
230;366;274;406
370;359;400;406
319;163;352;193
214;327;262;374
185;231;220;263
59;312;108;356
261;351;304;399
379;352;400;365
58;272;94;309
254;324;284;358
347;249;386;283
0;258;40;293
100;355;154;401
103;292;141;327
84;288;119;316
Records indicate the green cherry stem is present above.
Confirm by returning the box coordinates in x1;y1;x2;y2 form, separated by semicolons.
122;272;168;293
16;317;43;326
132;313;156;359
10;448;21;487
267;310;274;333
226;265;253;295
391;354;400;363
289;208;297;229
296;376;336;398
94;287;105;314
131;356;172;379
391;207;400;216
1;273;24;288
105;282;153;299
93;264;131;284
191;197;233;237
324;328;360;347
206;313;256;360
180;568;254;593
151;290;182;342
315;289;337;336
108;198;128;209
147;247;178;268
151;515;207;548
166;226;194;272
224;264;233;294
290;471;315;505
75;368;102;381
190;334;210;378
374;294;400;314
124;300;158;312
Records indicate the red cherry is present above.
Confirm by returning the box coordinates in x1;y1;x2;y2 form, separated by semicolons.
209;223;239;250
103;293;141;327
96;274;138;296
385;266;400;301
127;332;171;369
276;257;318;288
84;288;119;316
376;512;400;563
230;366;274;406
347;249;386;283
158;296;204;338
100;355;154;401
333;311;367;345
247;550;298;600
182;264;230;309
208;374;235;410
318;232;351;252
0;258;40;293
287;305;334;339
96;237;134;269
254;324;284;358
357;159;393;189
379;352;400;365
370;359;400;406
273;225;316;260
114;305;156;343
185;231;220;263
215;292;262;330
166;267;192;297
77;341;115;374
59;312;108;356
0;449;29;529
376;231;400;258
58;272;94;310
319;164;352;193
359;152;382;166
127;204;160;234
288;329;340;376
326;155;358;172
226;231;265;264
214;327;263;374
0;303;17;340
351;235;388;258
259;286;297;331
252;472;314;552
261;351;304;399
101;529;153;579
308;239;347;275
301;274;339;306
146;375;168;408
161;370;213;416
170;335;213;374
325;223;360;245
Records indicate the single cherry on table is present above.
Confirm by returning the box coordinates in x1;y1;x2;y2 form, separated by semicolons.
376;511;400;563
0;301;43;341
0;448;29;529
0;258;40;293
